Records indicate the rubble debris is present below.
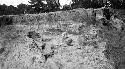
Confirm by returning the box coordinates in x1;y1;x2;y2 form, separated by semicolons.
40;43;46;50
65;38;73;46
27;31;41;39
44;53;54;61
0;48;5;54
41;38;51;42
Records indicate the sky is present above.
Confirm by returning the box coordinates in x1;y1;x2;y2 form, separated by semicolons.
0;0;73;7
0;0;30;7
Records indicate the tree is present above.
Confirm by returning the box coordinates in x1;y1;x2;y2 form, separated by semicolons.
28;0;60;13
46;0;60;11
7;5;18;15
0;4;8;15
17;3;28;14
28;0;46;13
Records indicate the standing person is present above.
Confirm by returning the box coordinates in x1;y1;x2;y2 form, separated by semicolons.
103;0;112;20
91;8;96;25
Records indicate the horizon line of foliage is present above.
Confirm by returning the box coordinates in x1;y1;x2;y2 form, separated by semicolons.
0;0;125;15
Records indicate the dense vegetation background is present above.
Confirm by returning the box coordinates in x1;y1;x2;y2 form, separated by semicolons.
0;0;125;15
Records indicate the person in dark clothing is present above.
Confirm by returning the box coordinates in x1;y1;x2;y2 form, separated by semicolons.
103;1;112;20
103;8;110;20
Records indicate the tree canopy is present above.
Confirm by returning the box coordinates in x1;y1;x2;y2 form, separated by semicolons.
0;0;125;15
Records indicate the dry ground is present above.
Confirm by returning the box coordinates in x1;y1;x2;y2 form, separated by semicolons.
0;8;125;69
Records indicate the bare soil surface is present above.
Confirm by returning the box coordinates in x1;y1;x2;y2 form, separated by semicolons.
0;8;125;69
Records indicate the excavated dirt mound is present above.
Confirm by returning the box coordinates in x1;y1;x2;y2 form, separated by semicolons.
0;8;125;69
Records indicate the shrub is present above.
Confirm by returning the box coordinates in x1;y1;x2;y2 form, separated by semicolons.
0;16;13;27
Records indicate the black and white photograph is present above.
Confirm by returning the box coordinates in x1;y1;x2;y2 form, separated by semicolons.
0;0;125;69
